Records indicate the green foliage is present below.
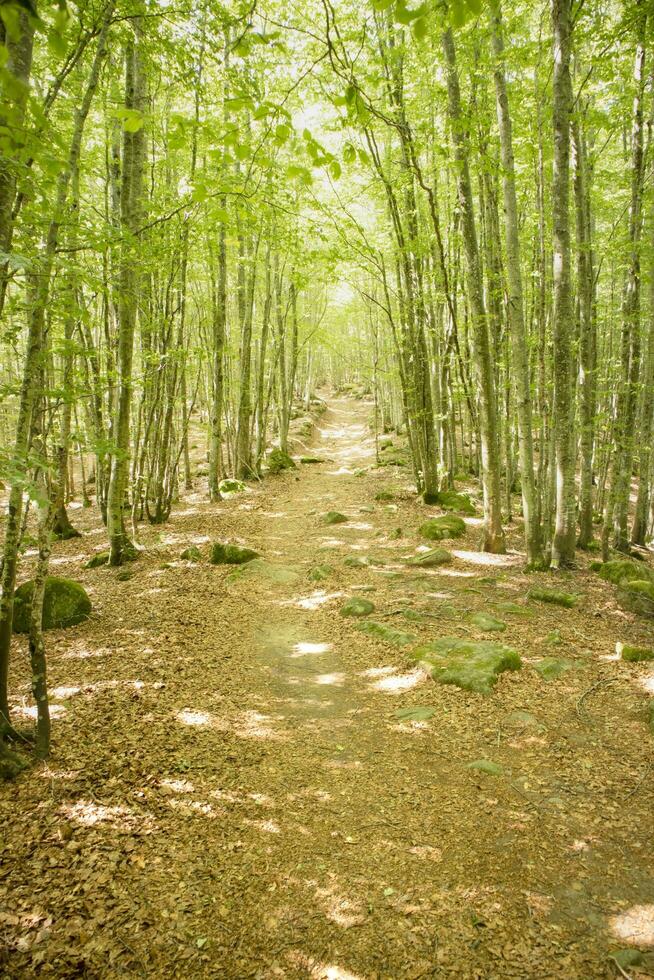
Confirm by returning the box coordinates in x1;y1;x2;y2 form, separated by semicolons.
13;577;91;634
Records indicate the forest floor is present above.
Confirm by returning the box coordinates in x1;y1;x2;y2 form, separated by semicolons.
2;395;654;979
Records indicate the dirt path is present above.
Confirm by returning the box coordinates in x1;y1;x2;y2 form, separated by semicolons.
3;396;654;978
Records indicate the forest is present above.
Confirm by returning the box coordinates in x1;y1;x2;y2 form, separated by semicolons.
0;0;653;975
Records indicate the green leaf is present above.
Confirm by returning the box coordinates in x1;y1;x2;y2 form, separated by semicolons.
234;144;250;161
329;159;342;180
413;16;428;39
275;123;290;144
343;143;356;164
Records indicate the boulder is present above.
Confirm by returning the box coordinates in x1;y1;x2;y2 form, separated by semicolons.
210;542;260;565
267;449;296;474
13;577;92;633
340;597;375;618
407;548;452;568
419;516;466;541
528;587;577;608
411;636;521;694
322;511;349;525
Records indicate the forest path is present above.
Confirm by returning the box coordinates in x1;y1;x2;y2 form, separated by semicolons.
4;396;654;979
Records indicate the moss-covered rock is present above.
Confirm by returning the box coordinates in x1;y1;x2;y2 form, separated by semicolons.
532;656;577;680
617;642;654;663
470;612;507;633
621;579;654;616
496;601;532;618
218;478;246;496
343;555;369;568
210;542;260;565
13;577;92;633
528;587;577;608
434;490;476;515
411;636;521;694
355;621;416;647
117;569;133;582
467;759;503;775
267;448;296;474
300;456;323;464
323;511;349;525
596;559;654;586
86;551;109;569
407;547;452;568
374;489;394;502
180;546;202;561
308;564;333;582
377;451;408;467
340;597;375;618
419;516;466;541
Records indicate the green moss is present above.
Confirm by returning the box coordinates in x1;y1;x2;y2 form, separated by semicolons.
434;490;476;515
86;551;109;569
267;448;296;474
340;597;375;618
411;636;521;694
210;542;260;565
389;527;403;539
343;555;369;568
621;579;654;616
355;621;416;647
467;759;503;775
407;548;452;568
596;559;654;586
228;559;300;586
13;577;91;634
374;489;395;501
116;569;133;582
300;455;323;464
496;601;532;618
528;587;577;608
308;564;332;582
218;478;246;496
419;516;466;541
470;612;506;633
617;642;654;663
323;511;349;525
533;657;577;680
180;546;202;561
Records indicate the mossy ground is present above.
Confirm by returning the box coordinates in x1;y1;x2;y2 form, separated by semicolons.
3;394;654;979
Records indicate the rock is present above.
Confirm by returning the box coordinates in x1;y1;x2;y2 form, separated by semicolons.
419;516;466;541
467;759;503;775
433;490;476;515
340;597;375;618
181;546;202;561
344;555;369;568
621;579;654;616
617;642;654;663
13;577;92;633
374;490;394;501
210;542;260;565
411;637;521;694
267;448;296;474
323;511;349;525
300;456;323;464
596;559;654;586
496;601;532;618
528;587;577;608
407;547;452;568
470;612;506;632
117;569;133;582
308;564;333;582
86;551;109;569
218;478;246;496
229;559;300;586
503;710;542;729
359;505;375;513
395;706;436;721
533;657;577;680
355;621;416;647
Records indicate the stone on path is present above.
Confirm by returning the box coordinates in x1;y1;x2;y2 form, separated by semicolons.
407;548;452;568
470;612;507;632
13;577;91;633
323;511;349;525
412;636;521;694
340;597;375;618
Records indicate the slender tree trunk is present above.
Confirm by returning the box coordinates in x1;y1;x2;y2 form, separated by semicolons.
442;27;505;553
550;0;577;567
490;0;543;566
